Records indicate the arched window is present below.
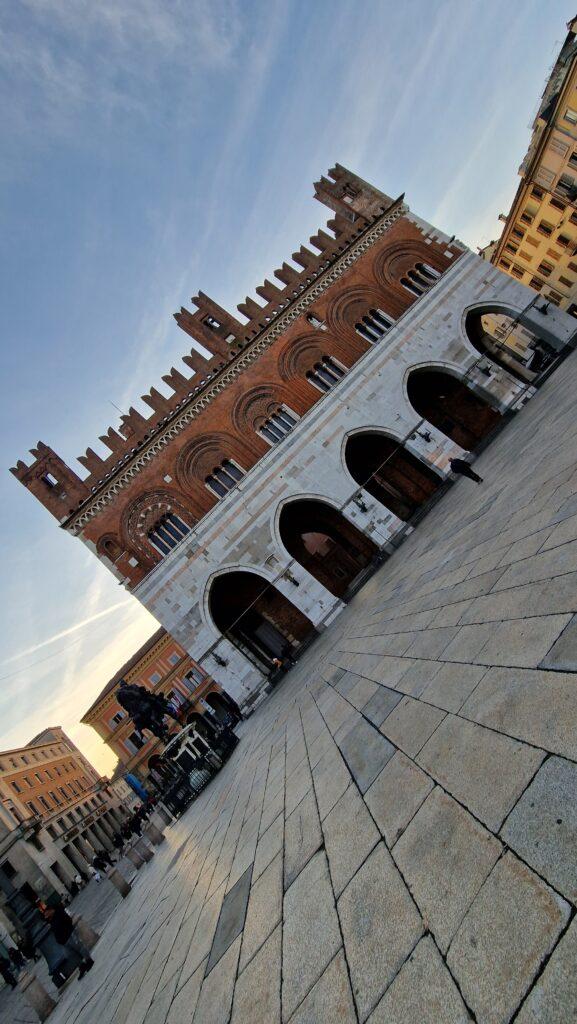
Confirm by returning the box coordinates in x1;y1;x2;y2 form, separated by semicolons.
259;406;299;445
148;513;191;556
355;308;394;343
206;460;244;498
306;356;346;393
401;263;441;297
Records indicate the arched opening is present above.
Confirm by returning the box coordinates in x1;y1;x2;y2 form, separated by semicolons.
185;710;220;740
344;433;441;520
205;691;243;724
464;308;552;381
278;498;379;599
407;368;502;451
208;571;317;674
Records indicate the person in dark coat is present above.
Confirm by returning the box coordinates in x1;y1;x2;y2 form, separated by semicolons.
41;901;94;980
8;946;26;972
0;956;17;988
450;458;483;484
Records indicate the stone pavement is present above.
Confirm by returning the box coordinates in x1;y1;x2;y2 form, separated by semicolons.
15;355;577;1022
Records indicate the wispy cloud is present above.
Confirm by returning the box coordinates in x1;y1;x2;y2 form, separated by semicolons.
1;597;133;665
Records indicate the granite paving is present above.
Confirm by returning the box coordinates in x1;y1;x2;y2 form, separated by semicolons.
5;356;577;1021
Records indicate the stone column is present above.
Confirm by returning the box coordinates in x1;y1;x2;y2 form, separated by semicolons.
74;834;97;865
62;842;91;878
91;822;114;852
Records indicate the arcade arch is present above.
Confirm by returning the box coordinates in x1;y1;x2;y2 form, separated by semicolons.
464;306;544;381
278;498;379;599
208;570;316;674
344;432;442;520
406;368;501;451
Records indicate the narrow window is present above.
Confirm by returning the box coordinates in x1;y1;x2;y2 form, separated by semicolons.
206;461;245;498
259;406;299;446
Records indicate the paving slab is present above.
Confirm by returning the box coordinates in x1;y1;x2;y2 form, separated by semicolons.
447;853;570;1024
501;755;577;901
393;787;502;952
361;684;403;726
366;936;472;1024
231;925;281;1024
365;750;433;846
338;842;424;1022
380;695;445;756
460;666;577;759
337;716;396;793
515;917;577;1024
239;852;282;971
282;850;341;1021
287;950;357;1024
322;783;380;897
417;714;545;830
284;787;323;890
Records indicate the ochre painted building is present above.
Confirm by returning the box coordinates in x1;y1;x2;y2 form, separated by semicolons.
0;728;127;906
81;628;225;780
486;16;577;316
12;165;577;709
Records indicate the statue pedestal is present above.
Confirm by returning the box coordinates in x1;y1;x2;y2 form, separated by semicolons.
72;915;99;949
18;971;56;1022
126;847;145;870
134;839;154;863
108;868;131;897
145;822;165;845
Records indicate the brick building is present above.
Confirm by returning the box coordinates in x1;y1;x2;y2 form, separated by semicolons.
12;166;577;708
81;627;229;781
0;728;128;921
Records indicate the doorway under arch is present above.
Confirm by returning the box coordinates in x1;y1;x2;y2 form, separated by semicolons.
204;691;243;724
407;368;502;451
464;308;541;381
278;498;379;599
208;570;316;674
344;432;442;520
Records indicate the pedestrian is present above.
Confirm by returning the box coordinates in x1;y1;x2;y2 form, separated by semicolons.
88;865;102;884
450;457;483;484
40;901;94;980
92;853;109;873
8;946;26;972
0;956;17;989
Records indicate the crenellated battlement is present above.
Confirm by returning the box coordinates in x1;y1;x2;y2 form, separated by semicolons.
11;165;395;516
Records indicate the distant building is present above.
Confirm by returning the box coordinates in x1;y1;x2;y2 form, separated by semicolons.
80;628;229;782
0;727;127;921
489;16;577;315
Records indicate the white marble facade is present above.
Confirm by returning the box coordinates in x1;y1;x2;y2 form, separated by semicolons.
133;240;576;707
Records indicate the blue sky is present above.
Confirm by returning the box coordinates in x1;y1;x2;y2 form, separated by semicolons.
1;0;574;773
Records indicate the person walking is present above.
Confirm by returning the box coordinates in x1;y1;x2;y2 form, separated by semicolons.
88;864;102;884
450;458;483;484
41;901;94;980
0;956;17;989
8;946;26;973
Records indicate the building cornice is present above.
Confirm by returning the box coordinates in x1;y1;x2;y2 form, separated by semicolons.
65;199;408;532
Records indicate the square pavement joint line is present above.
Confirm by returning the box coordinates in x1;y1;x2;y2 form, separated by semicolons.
205;863;253;975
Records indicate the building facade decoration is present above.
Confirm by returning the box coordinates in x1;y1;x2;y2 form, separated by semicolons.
11;165;577;709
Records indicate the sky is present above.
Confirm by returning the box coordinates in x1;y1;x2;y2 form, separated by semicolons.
0;0;574;775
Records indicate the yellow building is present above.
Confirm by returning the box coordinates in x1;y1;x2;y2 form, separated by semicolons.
489;16;577;318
